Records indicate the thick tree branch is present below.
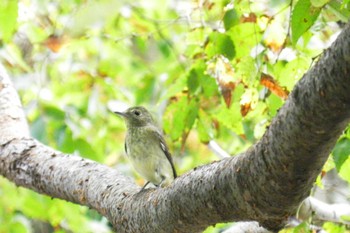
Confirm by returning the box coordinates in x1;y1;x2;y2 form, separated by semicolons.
1;23;350;232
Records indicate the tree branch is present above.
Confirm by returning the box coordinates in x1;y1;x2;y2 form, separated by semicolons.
1;23;350;232
299;197;350;224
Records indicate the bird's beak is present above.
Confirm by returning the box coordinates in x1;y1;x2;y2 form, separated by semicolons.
114;111;126;117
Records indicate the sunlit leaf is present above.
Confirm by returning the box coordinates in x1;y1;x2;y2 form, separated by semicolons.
291;0;321;45
200;74;219;98
187;69;200;94
339;155;350;182
197;109;212;143
98;58;122;77
202;0;215;10
241;12;257;23
267;94;283;116
44;35;66;53
207;56;238;107
8;221;27;233
240;89;258;117
260;73;289;100
163;96;188;141
185;98;199;131
215;84;244;134
158;40;171;58
228;23;261;58
160;75;187;101
164;96;199;142
332;137;350;170
235;56;257;84
67;0;123;37
292;221;309;232
276;58;311;91
180;98;200;149
135;75;156;104
223;9;239;31
263;22;286;53
191;60;219;97
205;31;235;60
0;0;18;42
327;0;350;22
323;222;347;233
340;214;350;221
30;117;48;144
310;0;330;7
216;101;243;135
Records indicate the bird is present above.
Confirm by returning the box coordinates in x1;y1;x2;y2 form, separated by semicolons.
114;106;177;189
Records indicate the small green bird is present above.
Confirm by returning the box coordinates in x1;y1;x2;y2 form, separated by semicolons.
114;106;177;188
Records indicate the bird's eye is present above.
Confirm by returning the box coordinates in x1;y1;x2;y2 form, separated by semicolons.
134;110;141;116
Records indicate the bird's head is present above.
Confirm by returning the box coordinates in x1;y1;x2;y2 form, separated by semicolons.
114;106;154;127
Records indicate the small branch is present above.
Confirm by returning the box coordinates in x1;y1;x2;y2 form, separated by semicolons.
208;140;230;158
299;196;350;224
222;222;272;233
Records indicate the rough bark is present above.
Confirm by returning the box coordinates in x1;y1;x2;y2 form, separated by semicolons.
0;23;350;232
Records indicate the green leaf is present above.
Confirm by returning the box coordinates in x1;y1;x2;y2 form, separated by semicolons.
332;138;350;170
292;221;309;232
0;0;18;42
291;0;321;45
187;69;200;94
327;0;350;22
323;222;347;233
135;75;156;105
223;9;239;31
310;0;330;7
197;109;212;143
98;58;122;77
340;214;350;221
266;94;283;117
163;96;199;141
200;74;218;97
30;117;48;144
235;56;257;84
43;104;66;120
185;98;199;130
205;31;235;60
164;96;187;140
339;156;350;183
160;74;187;101
75;138;98;160
191;60;219;97
228;23;261;58
66;0;123;37
58;127;75;153
277;57;311;91
158;40;171;58
8;221;28;233
215;82;244;135
132;36;148;55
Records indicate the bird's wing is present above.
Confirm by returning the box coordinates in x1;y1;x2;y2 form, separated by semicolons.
152;127;177;179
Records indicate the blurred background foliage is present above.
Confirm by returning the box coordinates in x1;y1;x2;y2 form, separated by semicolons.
0;0;350;232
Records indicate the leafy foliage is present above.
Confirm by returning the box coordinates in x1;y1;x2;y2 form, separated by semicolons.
291;0;322;45
0;0;350;232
